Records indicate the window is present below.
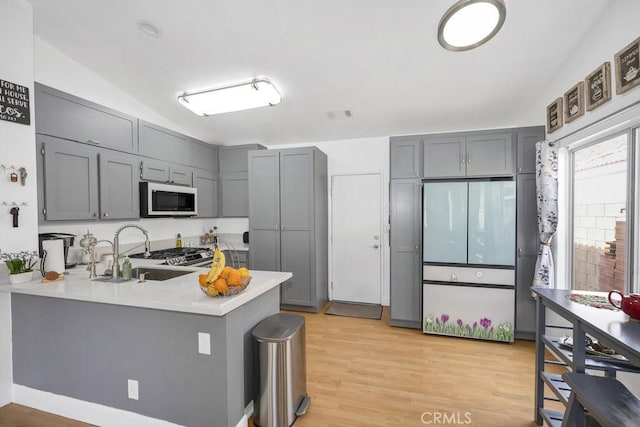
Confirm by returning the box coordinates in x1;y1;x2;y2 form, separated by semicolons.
570;133;630;292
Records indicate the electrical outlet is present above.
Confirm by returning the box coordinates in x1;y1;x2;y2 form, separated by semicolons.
198;332;211;355
128;379;139;400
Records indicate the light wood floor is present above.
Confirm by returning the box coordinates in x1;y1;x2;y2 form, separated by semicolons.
0;307;540;426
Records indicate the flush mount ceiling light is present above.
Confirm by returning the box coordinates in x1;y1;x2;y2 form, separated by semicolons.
178;78;282;116
438;0;506;52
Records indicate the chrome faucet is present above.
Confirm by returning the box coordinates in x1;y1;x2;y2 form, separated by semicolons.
113;224;151;279
89;239;115;279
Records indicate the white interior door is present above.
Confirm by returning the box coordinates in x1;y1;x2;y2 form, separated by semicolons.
331;173;382;304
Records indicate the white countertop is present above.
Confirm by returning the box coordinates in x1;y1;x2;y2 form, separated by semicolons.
2;259;290;316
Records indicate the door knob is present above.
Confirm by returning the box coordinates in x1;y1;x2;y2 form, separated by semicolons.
373;235;379;240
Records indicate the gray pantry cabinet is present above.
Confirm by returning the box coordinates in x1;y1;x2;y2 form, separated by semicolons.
39;135;139;221
389;179;422;328
514;126;545;339
219;144;266;217
248;147;328;312
423;131;513;178
193;169;218;218
35;83;138;153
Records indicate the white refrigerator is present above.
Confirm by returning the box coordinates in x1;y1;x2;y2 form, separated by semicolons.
422;180;516;342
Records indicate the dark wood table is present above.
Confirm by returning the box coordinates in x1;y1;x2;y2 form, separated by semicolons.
531;288;640;426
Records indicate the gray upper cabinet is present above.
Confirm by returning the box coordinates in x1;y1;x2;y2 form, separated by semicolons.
219;144;265;173
390;136;422;178
219;144;266;217
516;126;545;174
138;120;217;171
194;169;218;218
35;83;138;153
189;138;219;172
98;151;140;220
221;172;249;217
424;132;513;178
41;135;99;221
465;132;513;176
39;135;140;221
140;158;192;186
390;179;422;328
139;120;191;165
423;135;465;178
248;147;328;312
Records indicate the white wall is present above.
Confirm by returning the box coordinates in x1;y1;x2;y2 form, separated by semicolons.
268;137;391;306
0;0;35;405
522;0;640;141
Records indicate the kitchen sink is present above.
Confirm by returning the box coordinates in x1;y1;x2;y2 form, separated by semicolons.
93;267;197;282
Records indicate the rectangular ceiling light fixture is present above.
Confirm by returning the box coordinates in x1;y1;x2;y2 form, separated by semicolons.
178;78;282;116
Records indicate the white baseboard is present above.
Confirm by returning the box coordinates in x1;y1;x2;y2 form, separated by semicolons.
12;385;251;427
12;385;184;427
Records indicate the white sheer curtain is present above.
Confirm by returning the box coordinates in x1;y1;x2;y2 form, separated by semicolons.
533;141;559;288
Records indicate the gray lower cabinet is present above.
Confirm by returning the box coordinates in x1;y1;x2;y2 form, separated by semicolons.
140;158;193;186
35;83;138;153
193;169;218;218
248;147;328;312
423;132;513;178
389;179;422;328
221;172;248;217
39;134;139;221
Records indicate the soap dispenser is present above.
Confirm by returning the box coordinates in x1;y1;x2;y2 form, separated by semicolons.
176;233;183;248
122;255;132;280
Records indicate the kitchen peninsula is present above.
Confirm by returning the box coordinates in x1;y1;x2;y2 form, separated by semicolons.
4;262;291;427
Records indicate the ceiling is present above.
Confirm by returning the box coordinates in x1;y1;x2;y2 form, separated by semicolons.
25;0;611;146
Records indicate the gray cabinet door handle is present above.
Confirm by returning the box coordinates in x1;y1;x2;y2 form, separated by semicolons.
369;244;379;249
87;139;101;145
103;212;109;218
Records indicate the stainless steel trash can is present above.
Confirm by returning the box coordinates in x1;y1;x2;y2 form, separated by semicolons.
252;313;310;427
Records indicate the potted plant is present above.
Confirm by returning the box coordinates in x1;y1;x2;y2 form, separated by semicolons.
1;250;39;284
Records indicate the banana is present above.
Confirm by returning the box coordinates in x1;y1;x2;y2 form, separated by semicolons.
206;245;226;283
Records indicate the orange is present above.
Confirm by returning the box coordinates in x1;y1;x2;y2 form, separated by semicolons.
198;273;208;287
227;269;242;286
221;266;233;279
213;277;229;294
238;267;249;278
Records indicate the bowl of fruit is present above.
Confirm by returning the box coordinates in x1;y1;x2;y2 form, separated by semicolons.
198;246;251;297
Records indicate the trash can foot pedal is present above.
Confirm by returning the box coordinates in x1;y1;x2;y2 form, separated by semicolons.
296;395;311;417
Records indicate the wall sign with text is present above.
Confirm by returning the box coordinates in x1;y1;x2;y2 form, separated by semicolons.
585;62;611;111
615;37;640;95
0;79;30;125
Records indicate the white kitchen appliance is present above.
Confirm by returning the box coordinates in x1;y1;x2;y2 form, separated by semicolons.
422;180;516;342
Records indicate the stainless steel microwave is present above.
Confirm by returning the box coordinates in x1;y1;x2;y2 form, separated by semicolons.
140;182;197;217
